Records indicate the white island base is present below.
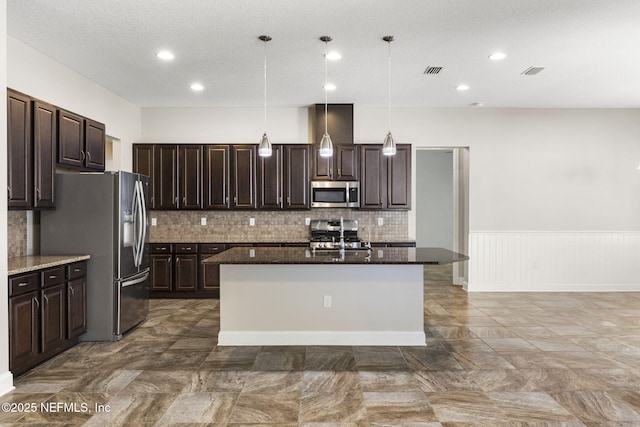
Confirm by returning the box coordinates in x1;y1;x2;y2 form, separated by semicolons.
218;264;425;346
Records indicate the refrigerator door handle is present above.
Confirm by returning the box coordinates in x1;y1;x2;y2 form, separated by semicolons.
131;180;140;267
121;271;150;288
139;180;148;260
133;180;145;267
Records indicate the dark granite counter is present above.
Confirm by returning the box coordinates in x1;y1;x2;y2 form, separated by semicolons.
202;246;468;265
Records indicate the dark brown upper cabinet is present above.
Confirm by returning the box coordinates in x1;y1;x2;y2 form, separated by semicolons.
57;109;105;171
84;119;106;171
153;144;202;210
7;90;32;209
312;144;359;181
360;144;411;210
203;145;231;209
284;144;311;209
232;145;257;209
33;101;56;208
311;104;358;182
132;144;156;208
258;144;283;209
7;90;56;210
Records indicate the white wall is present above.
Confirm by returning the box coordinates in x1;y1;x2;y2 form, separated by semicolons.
1;0;14;396
143;106;640;290
7;36;141;171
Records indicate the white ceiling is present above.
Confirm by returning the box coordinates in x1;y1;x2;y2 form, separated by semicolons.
7;0;640;108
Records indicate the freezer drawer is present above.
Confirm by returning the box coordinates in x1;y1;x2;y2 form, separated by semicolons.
116;269;150;339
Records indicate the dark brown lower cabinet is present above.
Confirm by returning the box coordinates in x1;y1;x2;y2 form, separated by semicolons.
8;260;88;376
199;243;227;297
150;243;210;297
175;254;198;291
151;253;173;291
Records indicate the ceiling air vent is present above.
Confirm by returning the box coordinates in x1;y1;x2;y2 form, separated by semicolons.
521;66;545;76
423;66;443;75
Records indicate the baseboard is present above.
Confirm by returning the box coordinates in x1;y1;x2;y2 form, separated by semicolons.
218;331;426;346
467;283;640;292
0;370;14;397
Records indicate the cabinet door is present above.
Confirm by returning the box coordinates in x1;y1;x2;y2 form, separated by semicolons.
232;145;257;209
311;145;333;180
33;101;56;208
284;145;310;209
174;254;198;291
360;145;385;209
203;145;230;209
387;144;412;209
155;144;179;209
179;145;203;209
258;144;283;209
9;291;39;371
67;277;87;339
57;109;85;168
84;119;106;171
41;284;66;353
151;254;173;291
336;145;358;181
7;91;32;208
133;144;156;208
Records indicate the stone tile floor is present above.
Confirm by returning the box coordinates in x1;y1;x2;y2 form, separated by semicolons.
2;265;640;425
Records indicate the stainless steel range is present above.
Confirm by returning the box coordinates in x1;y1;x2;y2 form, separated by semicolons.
309;218;363;250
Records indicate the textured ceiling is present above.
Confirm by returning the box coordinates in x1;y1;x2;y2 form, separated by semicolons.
7;0;640;108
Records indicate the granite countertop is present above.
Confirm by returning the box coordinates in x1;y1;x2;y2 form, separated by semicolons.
202;246;468;265
8;255;91;276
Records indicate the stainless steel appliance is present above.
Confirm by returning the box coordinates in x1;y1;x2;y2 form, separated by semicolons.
309;218;364;249
311;181;359;208
41;171;149;341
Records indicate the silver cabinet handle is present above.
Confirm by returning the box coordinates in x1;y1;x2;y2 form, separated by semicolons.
81;151;85;161
74;268;83;272
69;286;75;296
159;247;167;250
7;186;11;198
225;197;229;204
43;294;49;305
18;282;29;287
33;297;39;309
36;188;41;201
184;247;192;251
48;275;57;279
86;151;91;160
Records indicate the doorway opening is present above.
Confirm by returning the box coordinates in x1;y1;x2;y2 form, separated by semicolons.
415;147;469;288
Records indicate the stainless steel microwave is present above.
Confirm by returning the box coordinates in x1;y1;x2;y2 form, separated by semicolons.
311;181;359;208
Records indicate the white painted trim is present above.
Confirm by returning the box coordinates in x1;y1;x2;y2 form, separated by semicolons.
0;371;15;397
218;331;426;346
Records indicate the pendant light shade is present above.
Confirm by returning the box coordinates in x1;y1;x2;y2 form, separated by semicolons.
382;36;396;156
319;36;334;158
258;35;272;157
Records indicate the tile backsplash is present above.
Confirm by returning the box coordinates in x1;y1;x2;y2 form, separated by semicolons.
149;209;409;243
8;211;28;258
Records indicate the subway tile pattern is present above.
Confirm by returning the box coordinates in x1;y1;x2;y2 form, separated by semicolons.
3;265;640;425
149;209;409;243
7;210;27;258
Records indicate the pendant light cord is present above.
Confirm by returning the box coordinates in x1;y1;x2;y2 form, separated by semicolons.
264;39;268;133
387;38;391;132
324;39;329;135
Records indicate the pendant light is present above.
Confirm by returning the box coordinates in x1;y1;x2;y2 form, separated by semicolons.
258;35;272;157
319;36;334;158
382;36;396;156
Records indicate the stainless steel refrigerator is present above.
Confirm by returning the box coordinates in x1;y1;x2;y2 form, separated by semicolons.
41;171;150;341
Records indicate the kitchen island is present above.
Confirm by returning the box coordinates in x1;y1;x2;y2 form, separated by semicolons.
203;246;467;346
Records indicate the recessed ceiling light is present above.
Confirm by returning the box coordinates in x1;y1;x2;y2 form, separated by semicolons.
190;83;204;92
323;83;336;91
489;52;507;61
456;84;470;91
156;50;175;61
325;51;341;61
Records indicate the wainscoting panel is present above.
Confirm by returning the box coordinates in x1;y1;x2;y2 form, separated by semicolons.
468;231;640;291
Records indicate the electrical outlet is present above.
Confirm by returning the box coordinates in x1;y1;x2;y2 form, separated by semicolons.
249;249;256;257
200;217;207;226
323;295;332;308
377;217;384;226
151;217;157;226
249;217;255;226
305;217;311;226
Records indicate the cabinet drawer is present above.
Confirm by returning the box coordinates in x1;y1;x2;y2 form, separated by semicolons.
175;243;198;254
9;272;39;297
67;261;87;280
199;243;227;254
150;243;173;254
42;266;66;287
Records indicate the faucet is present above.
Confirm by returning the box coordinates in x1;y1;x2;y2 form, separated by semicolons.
339;216;345;250
361;225;372;250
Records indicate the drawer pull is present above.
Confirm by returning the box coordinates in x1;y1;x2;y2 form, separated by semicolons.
185;247;192;250
18;282;30;287
74;268;83;272
48;275;57;279
159;247;167;250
